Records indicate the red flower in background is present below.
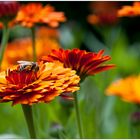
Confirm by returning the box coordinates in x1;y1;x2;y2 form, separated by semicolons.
87;1;119;26
0;1;20;26
0;2;20;19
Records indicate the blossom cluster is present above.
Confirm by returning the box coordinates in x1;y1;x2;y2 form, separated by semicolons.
0;2;114;106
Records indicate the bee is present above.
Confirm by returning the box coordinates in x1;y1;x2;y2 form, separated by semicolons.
17;61;39;72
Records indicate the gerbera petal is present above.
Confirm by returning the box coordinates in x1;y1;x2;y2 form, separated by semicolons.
87;64;115;75
106;75;140;104
118;2;140;17
41;48;115;78
0;62;80;105
81;58;111;75
15;3;66;28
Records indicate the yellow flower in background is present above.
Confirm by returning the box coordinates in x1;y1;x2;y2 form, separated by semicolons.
106;75;140;103
0;61;80;106
2;27;60;70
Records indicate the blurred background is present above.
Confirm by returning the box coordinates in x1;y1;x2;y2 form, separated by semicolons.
0;1;140;139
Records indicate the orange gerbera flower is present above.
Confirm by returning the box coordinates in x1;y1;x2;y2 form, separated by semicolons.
2;27;60;70
15;3;43;27
118;2;140;17
39;5;66;27
0;61;80;106
41;48;115;80
106;75;140;103
15;3;66;28
87;2;119;26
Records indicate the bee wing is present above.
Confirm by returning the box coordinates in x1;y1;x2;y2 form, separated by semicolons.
17;61;32;65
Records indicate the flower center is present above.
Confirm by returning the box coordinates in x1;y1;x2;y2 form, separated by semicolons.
6;69;37;87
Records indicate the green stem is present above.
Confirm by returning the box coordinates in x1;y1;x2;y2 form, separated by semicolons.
130;123;140;138
31;27;37;62
130;105;140;138
73;92;83;138
0;23;9;69
22;104;36;138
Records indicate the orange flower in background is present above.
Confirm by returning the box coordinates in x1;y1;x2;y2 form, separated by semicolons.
39;5;66;27
87;2;119;26
15;3;43;27
36;26;59;39
2;27;60;70
0;62;80;105
41;48;115;80
106;75;140;103
15;3;66;28
118;2;140;17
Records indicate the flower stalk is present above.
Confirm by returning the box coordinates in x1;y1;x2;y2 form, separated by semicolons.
22;104;36;139
31;27;37;62
73;92;84;138
130;122;140;138
130;105;140;138
0;22;10;69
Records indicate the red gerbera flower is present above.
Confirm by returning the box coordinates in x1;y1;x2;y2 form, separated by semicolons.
0;2;20;18
0;2;20;28
41;48;115;80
